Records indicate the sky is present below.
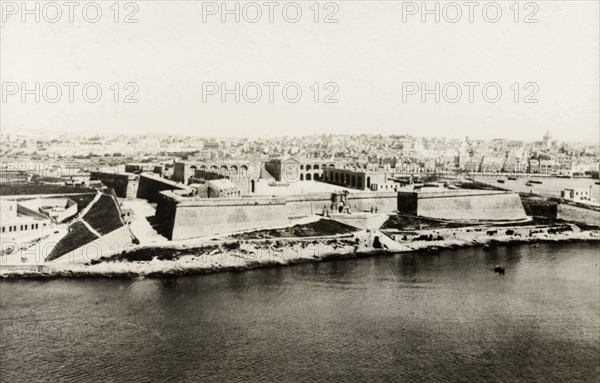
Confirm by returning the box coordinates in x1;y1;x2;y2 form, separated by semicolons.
1;1;599;143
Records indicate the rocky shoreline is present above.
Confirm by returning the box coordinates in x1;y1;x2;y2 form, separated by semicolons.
1;224;598;279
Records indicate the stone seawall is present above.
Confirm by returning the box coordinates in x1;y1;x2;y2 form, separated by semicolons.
398;190;527;221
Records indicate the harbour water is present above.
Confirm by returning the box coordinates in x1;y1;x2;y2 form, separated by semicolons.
478;176;600;202
1;242;599;382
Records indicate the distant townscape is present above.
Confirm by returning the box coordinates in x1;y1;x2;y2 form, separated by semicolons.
1;131;598;179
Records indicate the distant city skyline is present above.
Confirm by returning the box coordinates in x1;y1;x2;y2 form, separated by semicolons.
0;127;596;145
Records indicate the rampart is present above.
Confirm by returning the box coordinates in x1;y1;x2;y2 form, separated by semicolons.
137;173;191;203
156;191;399;240
90;171;140;198
397;190;527;221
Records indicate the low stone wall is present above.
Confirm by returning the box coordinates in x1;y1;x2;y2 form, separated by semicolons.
398;190;527;221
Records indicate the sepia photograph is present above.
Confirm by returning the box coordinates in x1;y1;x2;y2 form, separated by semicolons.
1;1;599;382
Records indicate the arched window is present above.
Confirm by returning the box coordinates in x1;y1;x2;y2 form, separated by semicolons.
306;173;312;181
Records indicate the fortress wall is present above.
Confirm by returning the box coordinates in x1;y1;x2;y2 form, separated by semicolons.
171;199;290;240
283;193;333;217
156;194;179;240
397;193;418;215
279;192;398;217
157;191;404;240
347;192;398;212
410;191;527;221
90;172;130;198
137;174;189;203
126;181;139;200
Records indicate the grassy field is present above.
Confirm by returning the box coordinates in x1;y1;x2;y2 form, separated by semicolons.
82;194;124;235
46;222;98;261
0;182;94;196
519;194;558;219
46;194;125;261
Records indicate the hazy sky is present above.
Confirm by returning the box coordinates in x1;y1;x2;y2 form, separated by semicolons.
1;1;598;142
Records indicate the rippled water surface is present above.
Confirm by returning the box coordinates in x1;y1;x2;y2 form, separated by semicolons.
1;242;599;382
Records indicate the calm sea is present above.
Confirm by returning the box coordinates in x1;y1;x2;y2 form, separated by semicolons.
1;242;599;382
478;176;600;202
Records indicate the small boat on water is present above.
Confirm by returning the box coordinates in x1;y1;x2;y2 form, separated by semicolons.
507;176;518;181
497;179;505;184
525;182;533;186
530;179;543;184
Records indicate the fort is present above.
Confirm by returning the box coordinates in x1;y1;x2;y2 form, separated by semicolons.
154;190;400;240
153;187;527;240
89;162;529;241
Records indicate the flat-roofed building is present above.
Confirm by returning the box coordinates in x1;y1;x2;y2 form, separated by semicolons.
18;197;78;223
206;179;241;198
0;200;51;236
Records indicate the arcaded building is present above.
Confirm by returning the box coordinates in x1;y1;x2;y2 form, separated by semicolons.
264;158;337;182
321;167;405;192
